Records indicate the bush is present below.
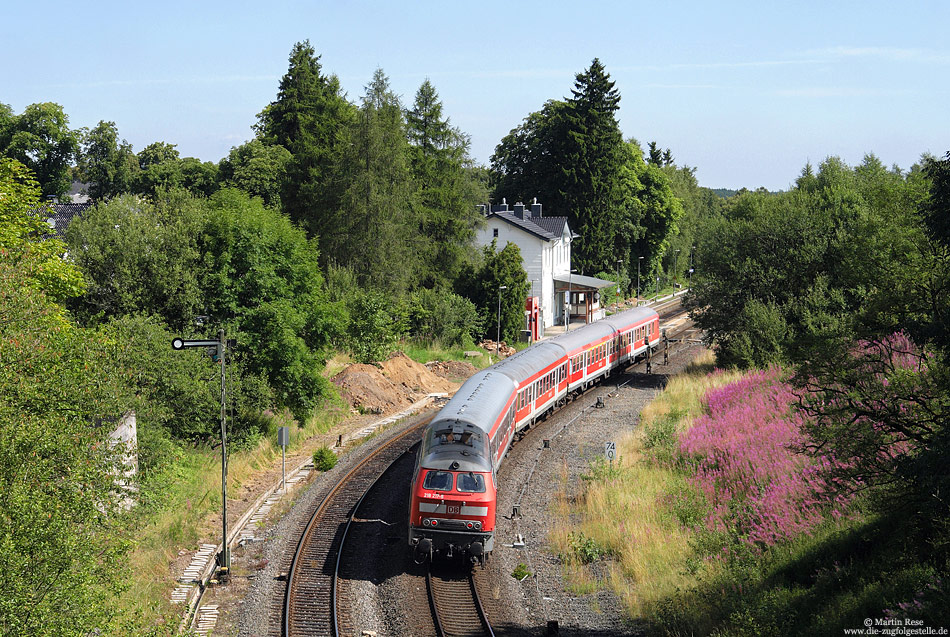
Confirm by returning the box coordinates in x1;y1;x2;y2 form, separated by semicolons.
345;289;407;363
511;563;531;580
407;287;482;348
313;446;338;472
567;532;613;564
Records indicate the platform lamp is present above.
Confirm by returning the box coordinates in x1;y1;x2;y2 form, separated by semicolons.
689;245;695;291
673;249;681;292
496;285;507;359
566;269;577;332
637;256;644;306
615;259;622;309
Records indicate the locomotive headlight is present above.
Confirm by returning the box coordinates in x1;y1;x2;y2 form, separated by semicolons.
423;519;431;526
474;521;482;530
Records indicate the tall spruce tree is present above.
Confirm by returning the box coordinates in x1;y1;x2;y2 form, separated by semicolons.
256;41;355;239
333;69;416;295
491;60;630;274
561;58;627;273
406;79;485;287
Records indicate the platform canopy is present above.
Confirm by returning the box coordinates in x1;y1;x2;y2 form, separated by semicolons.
553;273;615;291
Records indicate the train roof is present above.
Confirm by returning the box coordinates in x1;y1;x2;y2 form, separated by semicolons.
601;305;659;330
547;320;616;353
430;369;516;436
491;341;566;387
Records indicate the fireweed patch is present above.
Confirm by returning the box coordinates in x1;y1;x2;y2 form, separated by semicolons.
677;367;848;548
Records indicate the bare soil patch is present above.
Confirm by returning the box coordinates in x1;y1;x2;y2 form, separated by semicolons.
425;359;478;383
332;352;462;414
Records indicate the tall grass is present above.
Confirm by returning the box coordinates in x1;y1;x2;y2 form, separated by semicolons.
549;351;743;615
549;351;948;635
401;338;493;368
115;403;346;632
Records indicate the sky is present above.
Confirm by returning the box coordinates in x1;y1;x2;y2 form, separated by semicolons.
4;0;948;191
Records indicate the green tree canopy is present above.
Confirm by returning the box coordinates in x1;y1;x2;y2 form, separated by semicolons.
218;138;292;208
331;68;416;295
133;141;183;196
686;155;928;368
406;79;485;287
77;120;136;200
490;60;681;278
0;227;133;637
65;190;205;329
2;102;81;200
457;239;530;343
0;157;85;301
199;188;343;421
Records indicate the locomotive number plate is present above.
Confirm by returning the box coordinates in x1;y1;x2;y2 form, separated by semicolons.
446;505;460;515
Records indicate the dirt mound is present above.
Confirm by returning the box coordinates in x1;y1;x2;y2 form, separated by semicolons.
378;352;458;396
425;360;478;383
332;352;460;415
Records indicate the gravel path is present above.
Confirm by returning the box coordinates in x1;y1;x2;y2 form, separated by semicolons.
232;342;705;637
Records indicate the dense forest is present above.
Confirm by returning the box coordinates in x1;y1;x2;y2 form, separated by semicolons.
2;38;947;635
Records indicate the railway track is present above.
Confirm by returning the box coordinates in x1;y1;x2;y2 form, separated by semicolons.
427;563;494;637
280;420;427;637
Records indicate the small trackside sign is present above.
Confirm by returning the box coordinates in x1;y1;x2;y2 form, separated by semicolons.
604;441;616;461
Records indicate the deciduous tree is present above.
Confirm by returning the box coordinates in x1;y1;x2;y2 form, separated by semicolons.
78;120;136;199
2;102;80;200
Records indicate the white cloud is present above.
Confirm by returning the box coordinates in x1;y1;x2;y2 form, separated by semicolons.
774;86;911;98
807;46;950;64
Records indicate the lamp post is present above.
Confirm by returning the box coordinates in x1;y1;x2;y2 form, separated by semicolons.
655;275;660;304
673;249;681;292
566;269;577;332
637;256;644;306
615;259;622;309
689;245;695;291
496;285;507;359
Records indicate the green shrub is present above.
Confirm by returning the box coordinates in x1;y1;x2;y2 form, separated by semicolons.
407;288;482;348
313;446;338;472
567;531;613;564
511;563;531;580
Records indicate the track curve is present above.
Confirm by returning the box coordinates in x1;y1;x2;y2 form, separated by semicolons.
282;421;427;637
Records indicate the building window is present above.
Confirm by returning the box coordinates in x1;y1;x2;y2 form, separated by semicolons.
493;228;499;238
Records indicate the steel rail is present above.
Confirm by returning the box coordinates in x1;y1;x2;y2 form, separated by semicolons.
427;563;494;637
282;418;428;637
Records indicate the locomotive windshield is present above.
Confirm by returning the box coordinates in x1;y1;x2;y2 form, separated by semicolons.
422;470;453;491
456;472;486;493
421;470;486;493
